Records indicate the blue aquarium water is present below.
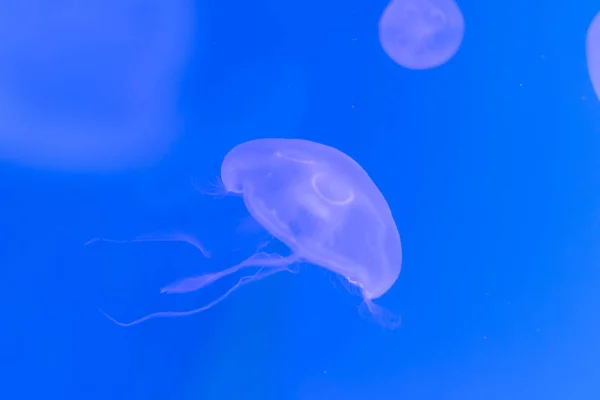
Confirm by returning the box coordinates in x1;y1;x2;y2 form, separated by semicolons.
1;0;599;399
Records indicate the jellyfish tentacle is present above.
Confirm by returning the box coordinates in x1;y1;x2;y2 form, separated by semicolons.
359;299;402;330
161;251;299;294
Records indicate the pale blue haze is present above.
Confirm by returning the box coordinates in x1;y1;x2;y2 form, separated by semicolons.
1;1;599;399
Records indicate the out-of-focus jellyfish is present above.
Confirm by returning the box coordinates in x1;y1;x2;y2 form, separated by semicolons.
378;0;465;70
0;1;194;171
587;12;600;100
96;139;402;327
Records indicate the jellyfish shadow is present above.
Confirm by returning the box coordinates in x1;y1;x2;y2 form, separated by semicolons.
0;0;194;171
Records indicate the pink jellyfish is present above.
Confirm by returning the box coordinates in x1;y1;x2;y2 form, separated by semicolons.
0;0;194;171
587;12;600;100
378;0;465;70
97;139;402;327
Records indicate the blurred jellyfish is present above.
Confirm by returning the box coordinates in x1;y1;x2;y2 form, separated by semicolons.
0;1;194;171
587;12;600;100
378;0;465;70
96;139;402;327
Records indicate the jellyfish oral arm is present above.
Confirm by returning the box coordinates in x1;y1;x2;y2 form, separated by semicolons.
161;251;299;294
160;274;221;294
101;252;300;327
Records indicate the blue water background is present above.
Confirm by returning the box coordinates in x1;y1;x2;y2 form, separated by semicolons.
1;0;600;399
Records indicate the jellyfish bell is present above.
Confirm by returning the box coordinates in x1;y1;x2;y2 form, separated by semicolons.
220;139;402;301
96;139;402;327
586;12;600;101
378;0;465;70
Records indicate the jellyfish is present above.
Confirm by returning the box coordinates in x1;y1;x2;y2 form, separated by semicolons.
378;0;465;70
0;0;194;171
587;12;600;100
97;139;402;327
